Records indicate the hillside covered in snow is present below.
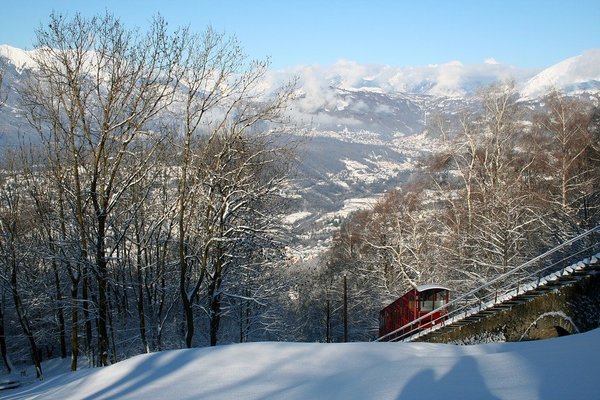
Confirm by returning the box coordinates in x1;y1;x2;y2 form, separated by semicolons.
3;328;599;400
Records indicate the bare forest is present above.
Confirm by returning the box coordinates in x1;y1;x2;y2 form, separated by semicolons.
0;13;297;376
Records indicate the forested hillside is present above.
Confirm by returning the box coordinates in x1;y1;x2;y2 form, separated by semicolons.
314;85;600;342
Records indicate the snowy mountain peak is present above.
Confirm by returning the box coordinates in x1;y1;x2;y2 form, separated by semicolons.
521;49;600;99
0;44;36;73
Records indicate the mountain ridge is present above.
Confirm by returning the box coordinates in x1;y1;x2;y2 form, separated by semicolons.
1;46;599;259
3;44;600;100
520;49;600;99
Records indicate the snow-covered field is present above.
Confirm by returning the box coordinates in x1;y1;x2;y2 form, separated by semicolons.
2;328;598;400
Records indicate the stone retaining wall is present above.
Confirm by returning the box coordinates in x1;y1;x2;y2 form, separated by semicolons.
421;273;600;343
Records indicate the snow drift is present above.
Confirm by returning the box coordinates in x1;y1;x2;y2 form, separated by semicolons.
3;328;599;400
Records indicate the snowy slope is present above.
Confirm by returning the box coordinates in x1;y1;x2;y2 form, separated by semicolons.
3;328;599;400
521;49;600;99
0;45;35;72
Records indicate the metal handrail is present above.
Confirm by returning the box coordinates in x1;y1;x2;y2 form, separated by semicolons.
376;225;600;342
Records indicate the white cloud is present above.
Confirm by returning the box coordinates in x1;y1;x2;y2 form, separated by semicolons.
265;57;541;129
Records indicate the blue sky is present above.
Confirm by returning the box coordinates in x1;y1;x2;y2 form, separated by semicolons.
1;0;599;69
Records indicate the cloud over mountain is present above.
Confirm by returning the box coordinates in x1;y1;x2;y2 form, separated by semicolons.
1;45;599;137
270;58;539;100
3;43;598;102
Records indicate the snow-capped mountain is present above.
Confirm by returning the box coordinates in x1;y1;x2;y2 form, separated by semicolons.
521;49;600;99
0;45;35;72
1;45;599;258
3;44;599;100
2;44;599;121
257;49;600;137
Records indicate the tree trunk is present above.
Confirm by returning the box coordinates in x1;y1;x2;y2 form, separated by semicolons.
96;211;110;366
136;243;149;353
209;293;221;347
182;294;194;348
326;295;331;343
82;274;93;356
10;256;43;378
208;273;223;347
70;278;79;371
52;260;67;359
0;292;12;374
179;225;195;348
107;291;117;364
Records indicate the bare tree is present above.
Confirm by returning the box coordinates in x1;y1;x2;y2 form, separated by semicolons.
174;27;296;347
20;11;186;366
423;83;545;294
0;56;12;375
9;11;299;362
0;151;44;378
532;90;598;229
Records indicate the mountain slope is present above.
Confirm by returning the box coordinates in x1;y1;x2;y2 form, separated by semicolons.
0;45;35;72
521;49;600;99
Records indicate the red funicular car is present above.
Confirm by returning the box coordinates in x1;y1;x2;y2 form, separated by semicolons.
379;284;450;341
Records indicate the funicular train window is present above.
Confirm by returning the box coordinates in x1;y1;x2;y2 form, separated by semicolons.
421;291;434;311
434;290;447;309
